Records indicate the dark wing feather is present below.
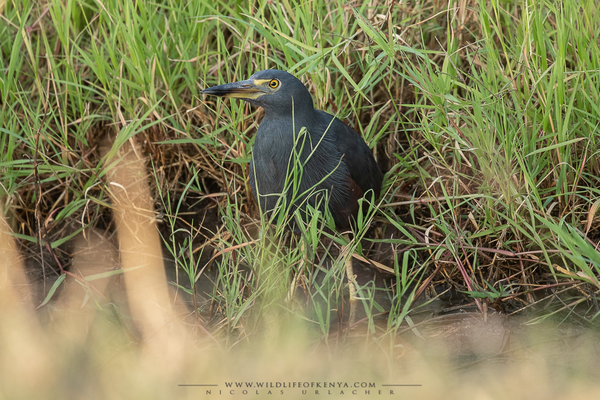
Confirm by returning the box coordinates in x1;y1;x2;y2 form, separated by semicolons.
317;111;383;198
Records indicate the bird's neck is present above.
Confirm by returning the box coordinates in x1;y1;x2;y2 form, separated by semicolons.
261;96;314;117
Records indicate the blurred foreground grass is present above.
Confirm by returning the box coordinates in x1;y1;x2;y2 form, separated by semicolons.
1;0;600;397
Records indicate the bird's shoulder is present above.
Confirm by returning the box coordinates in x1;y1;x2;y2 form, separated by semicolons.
314;110;370;158
315;110;382;194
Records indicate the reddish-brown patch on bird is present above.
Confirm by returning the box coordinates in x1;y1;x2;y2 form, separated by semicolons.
335;176;365;229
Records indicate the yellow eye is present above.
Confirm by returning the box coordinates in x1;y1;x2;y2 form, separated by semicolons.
269;79;280;89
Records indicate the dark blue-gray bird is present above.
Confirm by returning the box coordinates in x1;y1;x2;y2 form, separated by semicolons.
202;69;383;230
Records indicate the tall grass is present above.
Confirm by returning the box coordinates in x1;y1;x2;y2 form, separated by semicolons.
2;0;600;397
1;0;600;350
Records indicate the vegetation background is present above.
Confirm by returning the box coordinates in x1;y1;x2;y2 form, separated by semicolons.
1;0;600;398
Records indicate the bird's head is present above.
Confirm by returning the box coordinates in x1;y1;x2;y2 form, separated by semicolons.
202;69;314;114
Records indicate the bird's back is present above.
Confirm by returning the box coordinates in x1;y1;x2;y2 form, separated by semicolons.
249;108;382;229
317;110;383;198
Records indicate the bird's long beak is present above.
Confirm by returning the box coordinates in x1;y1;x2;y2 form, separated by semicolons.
201;79;266;99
